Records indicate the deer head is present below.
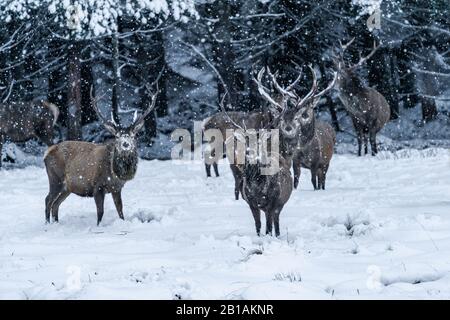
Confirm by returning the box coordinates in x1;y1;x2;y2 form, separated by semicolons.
332;38;379;89
90;87;158;156
254;66;337;140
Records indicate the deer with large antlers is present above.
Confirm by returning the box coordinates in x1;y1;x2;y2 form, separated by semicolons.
201;71;302;201
333;38;390;156
43;88;157;225
241;66;336;236
266;66;337;190
202;110;271;200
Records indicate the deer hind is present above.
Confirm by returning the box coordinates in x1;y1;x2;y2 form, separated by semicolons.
0;100;60;168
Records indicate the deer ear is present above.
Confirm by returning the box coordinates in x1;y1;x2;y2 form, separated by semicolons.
103;122;117;135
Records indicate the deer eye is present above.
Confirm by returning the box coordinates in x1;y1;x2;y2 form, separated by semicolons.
301;112;309;119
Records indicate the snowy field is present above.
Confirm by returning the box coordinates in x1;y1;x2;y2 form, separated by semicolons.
0;148;450;299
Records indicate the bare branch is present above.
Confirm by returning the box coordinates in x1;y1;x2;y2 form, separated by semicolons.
179;40;245;131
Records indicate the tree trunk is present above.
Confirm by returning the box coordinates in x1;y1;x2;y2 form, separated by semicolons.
398;42;417;109
81;48;96;125
388;51;400;119
142;92;157;141
111;32;121;125
369;46;399;120
210;0;239;109
421;97;437;123
67;42;82;141
153;31;168;118
135;30;168;142
48;39;67;126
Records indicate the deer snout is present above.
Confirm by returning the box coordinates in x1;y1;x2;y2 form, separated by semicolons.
282;123;296;136
118;137;134;151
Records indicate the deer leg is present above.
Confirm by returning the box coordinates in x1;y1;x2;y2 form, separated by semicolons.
357;131;363;157
321;164;329;190
205;163;212;177
250;205;261;236
51;190;70;223
45;182;63;223
45;193;55;223
265;211;273;236
317;167;325;190
0;137;3;168
45;195;51;223
230;165;242;200
293;157;301;189
235;176;242;200
310;168;318;190
112;191;124;220
94;190;106;226
364;134;369;155
273;208;282;237
370;132;378;156
234;178;242;200
213;162;219;177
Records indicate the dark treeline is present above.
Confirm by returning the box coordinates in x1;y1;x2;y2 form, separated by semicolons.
0;0;449;147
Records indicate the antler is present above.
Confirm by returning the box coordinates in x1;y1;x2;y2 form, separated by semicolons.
314;71;337;99
131;84;158;133
266;67;298;99
253;67;284;112
285;62;303;92
90;86;118;134
349;41;379;70
339;37;355;56
296;65;318;107
90;86;113;125
218;91;246;131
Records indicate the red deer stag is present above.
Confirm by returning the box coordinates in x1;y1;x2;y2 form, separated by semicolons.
333;39;390;156
202;73;301;201
43;89;157;225
241;67;331;236
202;110;272;200
266;66;337;190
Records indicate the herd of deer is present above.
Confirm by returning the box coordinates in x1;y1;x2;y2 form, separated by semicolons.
0;39;390;237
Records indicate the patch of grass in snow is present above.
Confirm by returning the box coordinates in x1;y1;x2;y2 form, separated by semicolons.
172;281;192;300
343;214;371;237
376;148;448;160
273;271;302;283
130;210;159;223
322;211;373;238
128;271;150;283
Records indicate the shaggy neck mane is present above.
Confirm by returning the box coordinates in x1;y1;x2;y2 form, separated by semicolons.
299;118;315;146
341;72;365;96
111;148;138;181
279;132;299;160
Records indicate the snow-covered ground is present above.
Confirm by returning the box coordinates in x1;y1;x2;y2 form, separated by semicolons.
1;148;450;299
